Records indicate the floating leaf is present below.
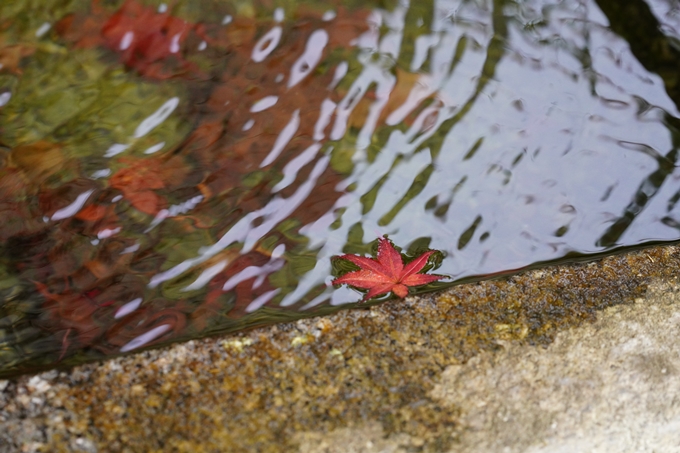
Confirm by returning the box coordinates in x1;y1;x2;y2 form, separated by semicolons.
332;236;446;301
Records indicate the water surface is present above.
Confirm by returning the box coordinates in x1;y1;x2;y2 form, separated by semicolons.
1;0;680;376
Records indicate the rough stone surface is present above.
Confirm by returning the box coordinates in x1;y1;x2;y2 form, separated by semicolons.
295;422;418;453
1;246;680;452
431;280;680;453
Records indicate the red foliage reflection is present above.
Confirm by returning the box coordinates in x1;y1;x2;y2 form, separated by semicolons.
3;0;372;373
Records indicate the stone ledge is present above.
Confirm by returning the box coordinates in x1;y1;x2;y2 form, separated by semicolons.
1;246;679;452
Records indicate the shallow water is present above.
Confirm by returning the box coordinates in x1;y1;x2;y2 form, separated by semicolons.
1;0;680;376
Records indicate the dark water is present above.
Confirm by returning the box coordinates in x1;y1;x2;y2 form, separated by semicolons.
1;0;680;376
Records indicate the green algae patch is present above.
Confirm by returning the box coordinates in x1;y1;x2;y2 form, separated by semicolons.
0;245;673;452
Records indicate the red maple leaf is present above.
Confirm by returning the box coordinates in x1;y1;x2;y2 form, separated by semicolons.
332;237;445;301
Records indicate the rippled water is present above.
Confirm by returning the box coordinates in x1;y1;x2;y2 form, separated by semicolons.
1;0;680;376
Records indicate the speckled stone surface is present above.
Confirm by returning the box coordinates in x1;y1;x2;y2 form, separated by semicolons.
2;246;680;452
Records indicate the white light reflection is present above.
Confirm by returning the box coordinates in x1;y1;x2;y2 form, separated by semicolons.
356;72;395;150
250;96;279;113
120;31;134;51
385;75;434;126
134;97;180;138
301;284;357;310
252;27;282;62
313;99;337;141
0;92;9;107
411;34;440;71
169;33;181;53
51;190;94;221
244;157;329;252
242;119;255;131
288;29;329;88
145;195;204;232
260;109;300;167
97;227;121;239
329;61;348;89
143;141;165;154
35;22;51;38
148;156;329;288
245;289;280;313
114;298;142;319
330;85;366;140
120;324;171;352
351;10;381;50
183;260;228;291
272;144;322;192
91;169;111;179
380;4;408;58
223;244;286;291
104;144;129;158
329;4;406;146
121;243;140;254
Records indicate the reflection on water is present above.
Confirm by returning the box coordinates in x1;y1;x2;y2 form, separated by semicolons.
1;0;680;376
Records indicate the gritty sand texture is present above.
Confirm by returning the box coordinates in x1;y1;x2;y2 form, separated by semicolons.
1;246;680;452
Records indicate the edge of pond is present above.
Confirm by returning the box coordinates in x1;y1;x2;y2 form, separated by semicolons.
2;242;680;451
